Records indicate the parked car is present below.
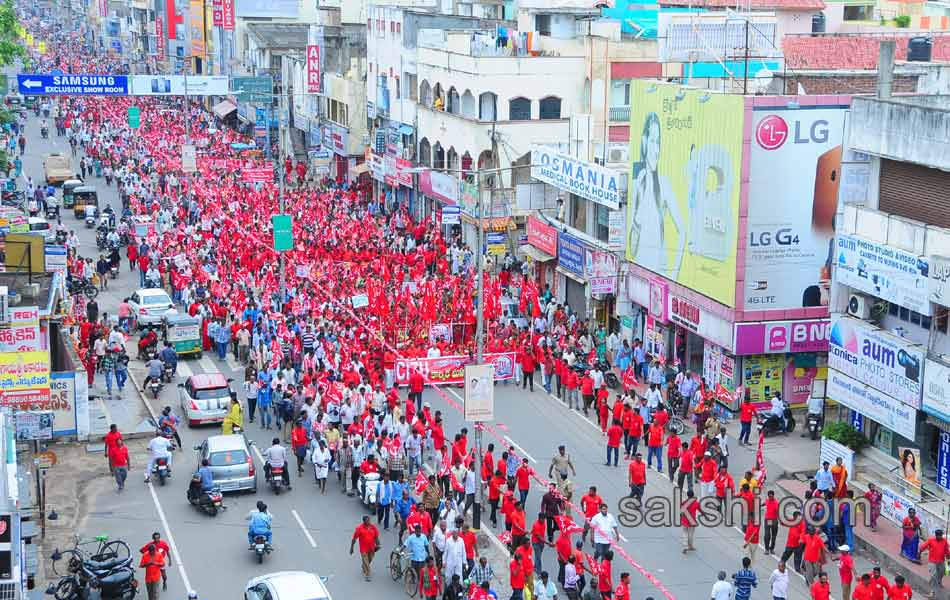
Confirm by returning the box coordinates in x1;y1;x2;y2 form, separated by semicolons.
128;288;174;329
245;572;331;600
179;373;233;427
195;433;256;494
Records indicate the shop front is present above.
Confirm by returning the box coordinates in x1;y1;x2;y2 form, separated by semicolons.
521;215;557;290
321;122;350;183
557;231;587;318
418;169;460;236
383;153;416;218
920;358;950;495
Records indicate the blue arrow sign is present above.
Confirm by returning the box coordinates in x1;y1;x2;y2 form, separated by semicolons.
17;74;129;96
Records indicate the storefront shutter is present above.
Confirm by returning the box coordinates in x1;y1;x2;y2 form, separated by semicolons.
879;159;950;229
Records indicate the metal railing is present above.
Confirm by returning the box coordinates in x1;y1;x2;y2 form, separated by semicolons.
609;106;630;122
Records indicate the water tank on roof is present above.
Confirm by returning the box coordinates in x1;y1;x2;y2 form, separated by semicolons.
811;12;826;34
908;36;933;62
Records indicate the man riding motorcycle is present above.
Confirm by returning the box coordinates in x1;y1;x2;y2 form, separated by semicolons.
188;458;215;502
159;342;178;378
144;430;174;483
158;406;182;448
261;438;291;489
246;501;273;547
138;328;159;360
144;356;164;389
768;392;787;432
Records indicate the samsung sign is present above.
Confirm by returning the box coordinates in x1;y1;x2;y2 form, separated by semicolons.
829;315;925;409
531;145;623;210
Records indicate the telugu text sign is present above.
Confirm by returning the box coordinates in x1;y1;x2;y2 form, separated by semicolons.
395;353;516;386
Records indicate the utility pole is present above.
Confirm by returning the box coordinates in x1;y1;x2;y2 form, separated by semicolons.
183;71;190;143
473;164;484;531
277;84;286;309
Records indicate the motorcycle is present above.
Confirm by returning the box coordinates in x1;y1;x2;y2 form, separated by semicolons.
757;402;795;437
806;412;823;440
55;229;68;245
110;264;119;280
152;456;171;486
148;378;162;401
357;472;380;508
96;229;108;250
45;206;57;221
47;550;137;600
67;277;99;300
187;476;223;516
268;465;287;495
85;214;95;228
251;534;272;564
161;362;174;384
41;126;48;139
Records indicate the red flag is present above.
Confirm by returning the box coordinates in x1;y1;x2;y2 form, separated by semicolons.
714;384;732;405
414;471;428;495
450;471;465;493
755;430;767;484
497;530;512;545
554;515;584;535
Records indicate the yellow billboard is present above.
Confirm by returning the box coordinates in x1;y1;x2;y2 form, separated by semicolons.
190;0;206;59
0;351;51;392
626;82;743;307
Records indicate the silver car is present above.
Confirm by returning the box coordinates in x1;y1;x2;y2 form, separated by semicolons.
179;373;233;427
129;288;174;329
196;434;256;493
245;572;331;600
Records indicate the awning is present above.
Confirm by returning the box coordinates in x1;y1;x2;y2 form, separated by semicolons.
349;162;370;177
398;124;414;136
212;100;237;118
556;266;587;284
518;243;555;263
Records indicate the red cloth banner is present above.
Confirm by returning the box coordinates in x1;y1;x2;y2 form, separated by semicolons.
155;18;165;61
222;0;235;30
394;353;516;386
211;0;223;26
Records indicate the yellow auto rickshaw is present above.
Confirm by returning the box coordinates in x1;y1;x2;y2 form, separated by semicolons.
72;186;98;219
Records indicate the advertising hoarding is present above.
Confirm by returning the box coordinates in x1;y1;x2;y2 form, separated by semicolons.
827;370;916;439
744;106;847;310
733;318;830;355
419;171;459;205
558;232;585;276
828;316;924;408
395;353;516;386
189;0;205;59
626;82;742;307
233;0;298;18
923;357;950;422
530;145;622;210
928;255;950;308
586;250;618;294
526;216;557;257
835;233;930;315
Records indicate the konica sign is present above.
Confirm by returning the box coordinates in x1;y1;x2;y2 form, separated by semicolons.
531;145;623;210
829;315;925;409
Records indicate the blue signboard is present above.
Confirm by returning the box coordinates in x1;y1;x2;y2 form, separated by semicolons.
558;232;585;275
110;39;122;53
849;409;863;432
938;431;950;491
17;74;129;96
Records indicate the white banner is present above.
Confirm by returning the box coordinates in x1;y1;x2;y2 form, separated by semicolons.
819;438;854;484
130;75;230;96
928;255;950;308
530;145;623;210
923;357;950;422
835;233;930;315
826;370;917;439
464;364;494;422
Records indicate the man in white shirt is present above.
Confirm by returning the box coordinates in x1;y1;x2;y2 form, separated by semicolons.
710;571;732;600
262;438;291;489
144;433;174;483
443;529;467;582
534;571;558;600
768;561;789;599
589;504;619;560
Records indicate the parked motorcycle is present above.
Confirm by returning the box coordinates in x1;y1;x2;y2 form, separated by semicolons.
67;277;99;300
805;412;823;441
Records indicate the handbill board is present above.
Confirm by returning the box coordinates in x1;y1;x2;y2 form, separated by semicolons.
827;370;916;440
923;357;950;422
835;233;930;315
744;106;848;310
626;82;742;307
526;216;557;257
395;353;516;386
129;75;229;96
464;364;494;422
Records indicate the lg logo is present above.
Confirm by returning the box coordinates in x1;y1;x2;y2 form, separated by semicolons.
755;114;831;150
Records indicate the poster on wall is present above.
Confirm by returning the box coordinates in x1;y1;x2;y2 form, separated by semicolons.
784;357;824;407
742;353;785;407
744;106;848;311
923;357;950;422
898;446;922;498
645;316;666;359
586;250;618;294
626;82;742;307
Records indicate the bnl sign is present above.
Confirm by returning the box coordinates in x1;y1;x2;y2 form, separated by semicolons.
17;74;129;96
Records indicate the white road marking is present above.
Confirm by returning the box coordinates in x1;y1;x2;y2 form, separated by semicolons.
225;356;241;371
199;356;216;372
618;532;629;542
549;394;602;432
292;509;318;548
503;436;537;464
251;443;264;465
147;482;194;592
177;361;193;377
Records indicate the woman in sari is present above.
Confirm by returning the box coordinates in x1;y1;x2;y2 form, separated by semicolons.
831;456;849;498
616;339;632;372
900;507;922;563
864;483;883;531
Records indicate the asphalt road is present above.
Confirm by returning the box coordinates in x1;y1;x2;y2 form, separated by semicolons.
13;100;881;600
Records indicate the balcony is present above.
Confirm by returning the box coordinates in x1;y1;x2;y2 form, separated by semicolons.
849;95;950;172
608;106;630;122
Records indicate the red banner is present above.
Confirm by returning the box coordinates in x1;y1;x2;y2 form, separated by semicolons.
306;45;321;93
211;0;223;26
241;167;274;183
198;157;244;171
394;353;516;386
155;18;165;60
527;215;557;257
222;0;235;30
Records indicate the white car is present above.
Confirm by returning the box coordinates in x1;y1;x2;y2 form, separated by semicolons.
128;288;174;329
245;572;331;600
27;217;54;243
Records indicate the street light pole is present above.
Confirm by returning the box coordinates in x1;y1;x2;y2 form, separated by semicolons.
473;167;484;531
277;83;286;309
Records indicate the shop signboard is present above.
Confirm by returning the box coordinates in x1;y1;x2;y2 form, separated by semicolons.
937;430;950;491
526;216;557;257
558;233;585;276
530;145;622;210
395;353;516;385
0;307;41;353
419;170;459;205
325;123;348;156
189;0;205;59
744;105;848;311
234;0;298;18
586;250;617;294
829;316;924;408
826;370;916;439
923;357;950;422
733;318;830;355
835;233;930;315
626;81;742;307
441;206;460;225
306;45;321;94
928;255;950;308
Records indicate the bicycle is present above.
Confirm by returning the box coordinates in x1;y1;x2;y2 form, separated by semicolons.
51;534;131;577
388;548;419;597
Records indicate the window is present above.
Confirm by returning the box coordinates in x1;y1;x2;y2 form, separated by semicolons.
595;204;610;242
535;14;552;36
610;79;631;106
395;77;400;99
887;302;932;330
209;450;248;467
396;22;401;34
509;97;531;120
539;96;561;119
407;74;418;101
843;4;873;20
479;92;497;121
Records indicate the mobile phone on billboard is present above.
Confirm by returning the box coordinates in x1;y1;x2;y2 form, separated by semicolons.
812;146;842;233
151;78;172;94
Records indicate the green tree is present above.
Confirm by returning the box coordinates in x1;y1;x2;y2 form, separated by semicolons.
0;0;26;67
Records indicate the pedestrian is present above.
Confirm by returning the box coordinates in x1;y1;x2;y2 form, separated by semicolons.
763;490;779;555
743;518;760;564
349;515;380;581
838;544;855;600
104;423;123;475
680;490;699;553
100;349;117;397
852;574;874;600
419;556;440;600
888;575;913;600
510;553;526;600
780;511;805;572
738;395;755;445
589;503;619;560
311;439;331;493
139;544;165;600
139;533;171;591
627;453;646;505
605;420;623;467
768;561;790;600
732;556;757;600
535;570;557;600
920;528;949;597
710;571;732;600
801;527;826;585
109;438;130;491
810;572;831;600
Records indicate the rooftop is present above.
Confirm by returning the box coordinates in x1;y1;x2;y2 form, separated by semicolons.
0;271;60;317
783;33;950;69
659;0;825;10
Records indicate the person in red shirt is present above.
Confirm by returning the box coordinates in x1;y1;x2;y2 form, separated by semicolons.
887;575;913;600
482;444;495;483
810;572;831;600
555;529;573;585
852;574;875;600
509;556;526;599
290;421;309;477
580;372;595;416
521;348;536;392
677;447;695;494
680;490;700;553
109;438;130;491
350;515;381;581
510;502;527;549
104;424;123;475
781;512;806;572
743;518;760;564
920;528;949;597
838;544;856;600
598;395;610;433
138;532;170;590
713;465;735;511
738;396;756;445
699;453;717;498
606;420;623;467
614;572;630;600
488;470;506;527
581;487;603;546
597;552;614;600
624;408;643;459
802;528;826;585
760;489;779;554
139;543;165;598
515;459;532;506
627;453;646;504
646;422;664;472
664;431;682;482
530;513;549;574
419;556;441;600
868;566;890;600
565;368;580;411
408;369;425;413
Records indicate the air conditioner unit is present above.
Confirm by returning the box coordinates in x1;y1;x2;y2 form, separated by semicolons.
607;146;628;164
847;293;873;320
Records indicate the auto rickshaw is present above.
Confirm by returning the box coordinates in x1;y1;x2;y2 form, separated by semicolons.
72;185;98;219
61;179;83;210
22;95;37;110
163;312;202;358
